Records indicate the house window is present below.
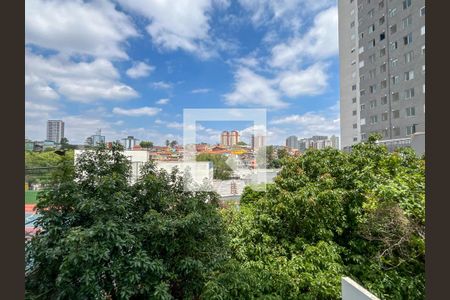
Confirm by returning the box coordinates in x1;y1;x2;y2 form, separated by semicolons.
352;110;357;116
369;69;376;79
403;0;412;10
420;7;426;16
352;97;357;103
406;125;417;136
353;137;358;142
390;24;397;35
353;123;358;129
379;16;385;25
389;8;397;17
391;41;398;50
406;107;416;117
404;51;414;63
381;95;388;105
380;63;387;73
405;88;415;99
369;54;376;63
391;75;399;85
390;58;398;68
368;24;375;33
361;118;366;125
370;99;377;108
370;115;378;124
368;39;376;48
421;26;425;35
361;133;367;140
392;92;400;101
360;75;365;82
393;110;400;119
404;70;414;81
403;33;413;45
381;79;387;89
382;129;389;137
352;84;357;91
360;32;365;40
361;104;366;111
393;127;401;136
380;47;386;57
382;112;388;121
360;89;366;96
380;32;386;41
370;84;377;94
402;15;412;29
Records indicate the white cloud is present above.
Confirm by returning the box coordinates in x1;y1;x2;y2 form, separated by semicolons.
151;81;173;89
126;61;155;78
277;63;329;97
156;98;170;105
112;106;162;117
25;50;138;102
25;0;138;59
25;101;57;112
117;0;227;58
224;67;287;108
191;88;211;94
269;6;338;69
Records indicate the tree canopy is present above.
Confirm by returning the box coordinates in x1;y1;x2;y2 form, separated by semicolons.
196;153;233;180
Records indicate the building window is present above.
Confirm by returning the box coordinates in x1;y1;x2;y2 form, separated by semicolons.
380;32;386;41
393;110;400;119
352;110;357;116
392;92;400;101
404;70;414;81
352;84;357;91
403;33;413;45
361;104;366;111
389;8;397;17
369;9;375;18
353;137;358;142
359;46;365;54
403;0;412;10
360;75;365;82
368;24;375;33
370;84;377;94
379;16;385;25
406;106;416;117
380;47;386;57
369;54;376;63
369;69;376;79
379;0;384;10
360;32;365;40
381;79;387;89
361;133;367;140
391;41;398;50
368;39;376;48
421;26;425;35
352;97;357;103
390;24;397;35
382;129;389;137
390;58;398;68
391;75;399;85
393;127;401;136
420;6;426;16
359;60;365;68
382;112;388;121
404;51;414;63
380;63;387;73
361;118;366;125
370;115;378;124
406;125;416;136
405;88;415;99
360;89;366;96
381;95;388;105
353;123;358;129
402;15;412;29
370;99;377;108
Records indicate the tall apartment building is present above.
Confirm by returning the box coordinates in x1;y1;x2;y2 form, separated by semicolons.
221;130;240;147
286;136;298;149
46;120;64;143
338;0;425;150
251;135;266;150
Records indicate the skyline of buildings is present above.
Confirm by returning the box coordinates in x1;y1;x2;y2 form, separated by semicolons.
286;135;340;151
338;0;425;150
46;120;64;144
220;130;240;147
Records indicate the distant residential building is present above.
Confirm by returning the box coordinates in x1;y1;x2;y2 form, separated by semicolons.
220;130;240;147
286;136;298;149
121;136;139;150
86;129;105;146
330;135;340;150
230;130;240;146
221;131;230;146
46;120;64;143
251;135;266;151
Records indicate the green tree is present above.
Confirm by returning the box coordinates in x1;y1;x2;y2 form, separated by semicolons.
26;143;227;299
165;139;170;147
196;153;233;180
236;141;247;146
140;140;154;149
169;140;178;148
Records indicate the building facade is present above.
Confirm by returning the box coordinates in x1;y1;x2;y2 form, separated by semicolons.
46;120;64;143
221;130;240;147
286;135;299;149
251;135;266;150
339;0;425;150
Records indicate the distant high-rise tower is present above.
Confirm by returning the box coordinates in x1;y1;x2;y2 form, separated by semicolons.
338;0;425;150
46;120;64;143
122;136;139;150
230;130;240;146
221;131;230;146
251;135;266;150
286;136;298;149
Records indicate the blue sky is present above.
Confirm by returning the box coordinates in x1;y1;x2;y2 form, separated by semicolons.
25;0;340;145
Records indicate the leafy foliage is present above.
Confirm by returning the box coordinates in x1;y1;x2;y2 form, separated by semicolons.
26;143;227;299
196;153;233;180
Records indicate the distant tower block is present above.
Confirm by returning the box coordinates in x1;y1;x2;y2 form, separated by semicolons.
221;131;230;146
230;130;239;146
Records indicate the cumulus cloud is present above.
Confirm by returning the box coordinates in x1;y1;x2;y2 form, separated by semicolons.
25;50;138;102
224;67;287;108
117;0;227;58
126;61;155;78
277;63;329;97
269;6;338;68
112;106;162;116
191;88;211;94
25;0;138;59
156;98;170;105
151;81;173;89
